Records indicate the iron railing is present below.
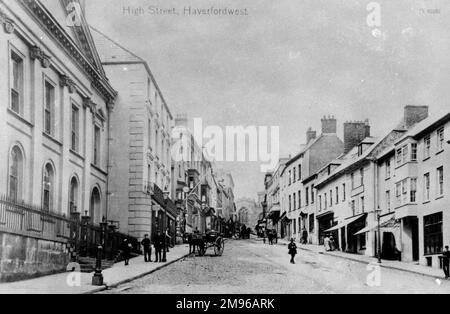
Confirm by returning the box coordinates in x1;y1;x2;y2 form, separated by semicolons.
0;195;139;261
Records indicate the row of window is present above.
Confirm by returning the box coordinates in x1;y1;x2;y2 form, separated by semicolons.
390;167;444;209
393;128;445;169
287;185;315;211
287;164;302;186
8;145;102;218
146;77;170;132
318;183;347;211
148;119;171;166
10;49;103;167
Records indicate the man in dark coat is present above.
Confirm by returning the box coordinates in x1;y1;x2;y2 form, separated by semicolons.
121;238;131;266
141;234;152;262
154;231;164;263
443;246;450;279
288;238;298;264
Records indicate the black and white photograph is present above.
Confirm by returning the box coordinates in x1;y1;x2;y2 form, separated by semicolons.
0;0;450;299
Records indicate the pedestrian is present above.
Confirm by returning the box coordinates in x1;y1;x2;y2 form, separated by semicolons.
154;231;164;263
302;228;308;245
288;238;298;264
324;234;331;251
329;235;336;251
443;246;450;279
141;234;152;262
263;230;266;244
166;227;172;252
121;238;131;266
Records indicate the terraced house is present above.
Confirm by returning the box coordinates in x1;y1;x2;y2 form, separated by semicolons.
0;0;118;280
280;116;344;243
315;106;431;260
374;109;450;268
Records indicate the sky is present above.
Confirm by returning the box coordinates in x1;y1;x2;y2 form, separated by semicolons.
86;0;450;201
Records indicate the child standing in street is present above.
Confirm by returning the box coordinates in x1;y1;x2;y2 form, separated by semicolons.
288;238;298;264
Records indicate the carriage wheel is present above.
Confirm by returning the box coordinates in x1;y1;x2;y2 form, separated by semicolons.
214;237;225;256
198;245;206;256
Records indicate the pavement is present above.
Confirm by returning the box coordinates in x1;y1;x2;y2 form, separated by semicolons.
0;244;190;294
272;238;445;279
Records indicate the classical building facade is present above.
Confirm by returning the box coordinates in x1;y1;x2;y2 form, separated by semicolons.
91;27;175;241
0;0;117;280
0;0;116;223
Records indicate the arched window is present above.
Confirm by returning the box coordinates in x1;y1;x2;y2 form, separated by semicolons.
9;146;23;201
42;163;55;212
69;176;79;213
90;187;101;224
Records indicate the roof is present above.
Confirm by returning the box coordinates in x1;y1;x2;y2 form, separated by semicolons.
281;134;340;176
315;111;448;188
376;110;450;160
90;26;144;63
90;26;173;119
315;135;385;188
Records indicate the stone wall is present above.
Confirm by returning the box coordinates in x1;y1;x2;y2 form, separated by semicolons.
0;232;69;282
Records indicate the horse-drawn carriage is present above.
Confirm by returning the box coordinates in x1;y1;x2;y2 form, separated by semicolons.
187;231;225;256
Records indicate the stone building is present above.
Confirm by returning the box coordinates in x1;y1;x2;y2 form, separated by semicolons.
315;106;430;258
264;158;289;235
280;116;344;242
373;108;449;268
91;27;176;241
236;198;262;230
171;114;221;236
0;0;116;280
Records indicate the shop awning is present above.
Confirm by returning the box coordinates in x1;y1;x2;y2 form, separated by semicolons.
324;213;366;233
316;210;334;219
354;213;397;235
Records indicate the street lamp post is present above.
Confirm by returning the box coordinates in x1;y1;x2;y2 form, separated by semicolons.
376;207;382;264
162;192;170;263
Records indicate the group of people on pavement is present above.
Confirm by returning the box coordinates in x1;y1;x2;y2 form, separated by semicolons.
120;228;173;266
262;229;278;245
323;234;337;252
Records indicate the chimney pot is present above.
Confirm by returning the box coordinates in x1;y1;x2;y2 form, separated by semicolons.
344;119;371;154
321;115;337;134
306;128;317;143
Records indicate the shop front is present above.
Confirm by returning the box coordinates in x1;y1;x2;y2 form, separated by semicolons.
317;211;334;245
324;213;367;253
355;213;401;260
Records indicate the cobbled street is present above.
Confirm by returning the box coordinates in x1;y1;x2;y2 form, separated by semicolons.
100;239;450;294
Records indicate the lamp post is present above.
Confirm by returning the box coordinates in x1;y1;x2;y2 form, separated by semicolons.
162;191;170;263
376;206;382;264
91;245;103;286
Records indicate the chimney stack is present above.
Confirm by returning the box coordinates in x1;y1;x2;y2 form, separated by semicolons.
344;119;371;154
306;127;317;143
175;113;188;127
403;105;429;128
321;115;337;134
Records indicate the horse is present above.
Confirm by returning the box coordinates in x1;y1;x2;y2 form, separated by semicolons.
187;233;205;255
